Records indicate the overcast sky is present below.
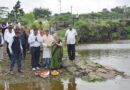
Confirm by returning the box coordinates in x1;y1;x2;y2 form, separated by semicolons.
0;0;130;14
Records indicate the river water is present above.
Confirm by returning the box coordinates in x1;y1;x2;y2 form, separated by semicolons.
76;40;130;90
2;40;130;90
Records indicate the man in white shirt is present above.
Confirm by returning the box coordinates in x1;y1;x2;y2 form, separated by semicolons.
65;25;78;61
28;28;43;71
4;25;15;60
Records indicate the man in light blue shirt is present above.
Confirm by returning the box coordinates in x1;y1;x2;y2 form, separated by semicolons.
28;28;43;71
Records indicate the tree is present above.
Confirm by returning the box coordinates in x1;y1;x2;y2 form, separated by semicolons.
111;6;124;14
0;7;8;18
20;12;35;26
33;7;51;19
8;0;24;21
102;8;109;13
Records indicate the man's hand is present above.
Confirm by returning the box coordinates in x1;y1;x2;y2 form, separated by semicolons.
21;49;23;54
76;41;79;45
35;37;38;41
47;45;51;48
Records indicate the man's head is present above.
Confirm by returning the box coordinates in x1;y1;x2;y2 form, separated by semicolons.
69;25;73;30
8;25;13;33
8;24;13;30
45;30;49;36
34;28;38;36
15;29;20;37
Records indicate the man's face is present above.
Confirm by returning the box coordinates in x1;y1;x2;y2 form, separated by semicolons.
8;26;12;30
69;26;72;30
45;31;49;36
8;27;12;33
16;32;20;37
34;30;38;35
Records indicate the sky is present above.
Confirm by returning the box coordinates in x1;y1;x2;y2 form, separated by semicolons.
0;0;130;14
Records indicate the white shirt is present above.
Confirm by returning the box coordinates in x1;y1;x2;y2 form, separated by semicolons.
42;35;54;58
65;29;77;44
28;34;43;47
4;29;15;43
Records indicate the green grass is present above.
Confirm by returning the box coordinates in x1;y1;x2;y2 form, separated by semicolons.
57;29;66;39
112;32;119;39
81;75;106;82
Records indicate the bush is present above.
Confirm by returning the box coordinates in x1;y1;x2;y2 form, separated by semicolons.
74;19;128;43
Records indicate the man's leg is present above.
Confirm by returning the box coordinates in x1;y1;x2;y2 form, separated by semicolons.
7;43;11;60
9;54;16;72
67;44;72;60
47;58;51;69
44;58;47;68
22;44;26;60
17;53;22;72
31;47;35;68
71;44;75;60
35;47;40;68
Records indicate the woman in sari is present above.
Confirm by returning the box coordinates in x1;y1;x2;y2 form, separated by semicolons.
51;33;63;70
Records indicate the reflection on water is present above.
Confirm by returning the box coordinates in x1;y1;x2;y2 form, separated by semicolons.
2;78;76;90
0;85;4;90
78;46;130;75
10;82;42;90
51;78;64;90
68;77;76;90
9;79;64;90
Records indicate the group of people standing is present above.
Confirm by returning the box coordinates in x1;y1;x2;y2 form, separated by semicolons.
0;22;78;75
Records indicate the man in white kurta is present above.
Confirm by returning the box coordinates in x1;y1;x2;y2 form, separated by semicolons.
42;30;54;69
4;25;15;60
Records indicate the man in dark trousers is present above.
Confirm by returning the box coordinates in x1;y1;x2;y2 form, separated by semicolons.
65;25;78;61
8;29;23;74
28;28;43;71
20;27;28;60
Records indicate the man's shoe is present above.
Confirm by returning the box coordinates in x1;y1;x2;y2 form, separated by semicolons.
18;69;23;73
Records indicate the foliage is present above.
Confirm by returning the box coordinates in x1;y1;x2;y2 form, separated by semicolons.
57;29;66;39
33;7;51;19
8;0;24;22
81;75;106;82
73;19;129;43
80;6;130;20
0;7;8;18
20;12;35;27
49;12;73;30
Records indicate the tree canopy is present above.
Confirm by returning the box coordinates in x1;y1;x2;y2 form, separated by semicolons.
8;0;24;22
33;7;51;19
